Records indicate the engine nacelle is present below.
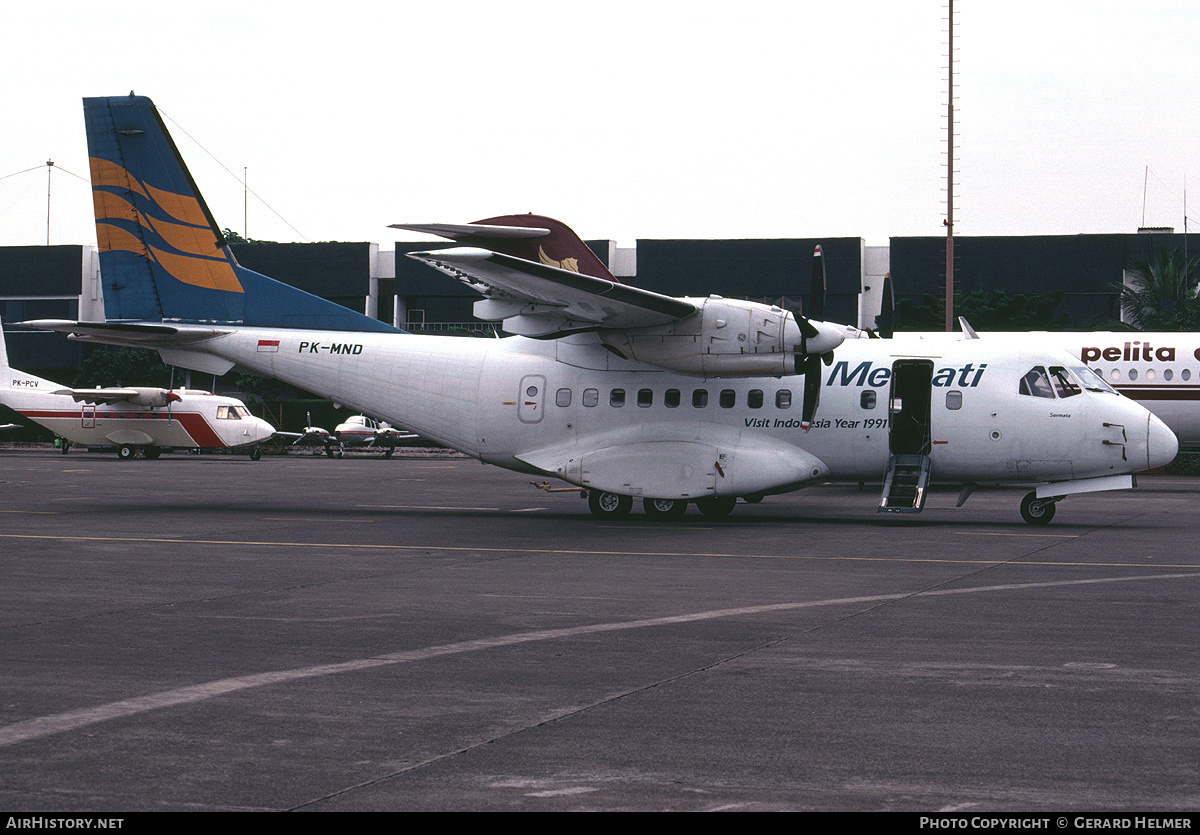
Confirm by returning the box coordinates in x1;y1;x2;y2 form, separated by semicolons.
598;296;844;377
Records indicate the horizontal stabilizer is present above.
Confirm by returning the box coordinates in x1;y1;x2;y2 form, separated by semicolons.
21;319;229;348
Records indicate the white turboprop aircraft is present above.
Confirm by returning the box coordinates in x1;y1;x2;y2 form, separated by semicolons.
1;323;275;459
24;95;1179;523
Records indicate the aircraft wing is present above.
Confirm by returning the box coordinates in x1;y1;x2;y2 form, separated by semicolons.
275;430;336;447
406;247;696;336
51;386;184;407
53;388;144;404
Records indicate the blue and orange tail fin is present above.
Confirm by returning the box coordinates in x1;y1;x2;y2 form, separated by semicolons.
84;95;399;333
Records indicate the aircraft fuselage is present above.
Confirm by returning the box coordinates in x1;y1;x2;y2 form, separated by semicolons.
182;328;1168;499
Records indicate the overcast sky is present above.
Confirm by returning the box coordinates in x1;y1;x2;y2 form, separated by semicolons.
3;1;1197;250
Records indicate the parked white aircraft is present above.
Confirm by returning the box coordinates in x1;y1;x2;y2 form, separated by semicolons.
24;95;1179;523
335;415;418;457
278;412;343;456
1;324;275;459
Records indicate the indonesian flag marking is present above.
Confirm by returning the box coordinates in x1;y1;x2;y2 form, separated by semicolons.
258;339;280;353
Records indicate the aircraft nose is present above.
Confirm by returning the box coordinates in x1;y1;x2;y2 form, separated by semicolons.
1147;413;1179;470
254;418;276;443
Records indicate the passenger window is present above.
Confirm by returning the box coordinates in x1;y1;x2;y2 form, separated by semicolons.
776;389;792;409
693;389;709;408
1018;366;1056;398
720;389;736;408
946;390;962;410
583;388;598;407
637;389;653;407
861;390;876;409
1183;369;1191;381
610;388;625;407
1128;368;1139;381
664;389;681;408
1164;369;1173;381
748;389;763;409
1110;368;1121;381
556;388;572;407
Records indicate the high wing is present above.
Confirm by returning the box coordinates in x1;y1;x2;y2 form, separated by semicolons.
404;244;845;376
53;387;181;407
406;247;696;336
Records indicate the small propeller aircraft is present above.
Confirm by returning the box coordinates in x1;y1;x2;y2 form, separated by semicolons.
23;95;1178;523
276;412;342;456
1;324;276;459
334;415;419;457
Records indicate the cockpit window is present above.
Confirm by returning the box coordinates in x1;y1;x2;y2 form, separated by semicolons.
1018;366;1056;398
1048;366;1082;398
1071;365;1117;394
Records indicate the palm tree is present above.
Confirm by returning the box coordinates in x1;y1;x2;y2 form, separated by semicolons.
1119;248;1200;330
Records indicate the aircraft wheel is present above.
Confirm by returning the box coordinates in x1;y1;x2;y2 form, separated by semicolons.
117;444;135;460
249;447;262;461
588;490;633;519
324;447;334;457
334;447;344;459
694;496;737;517
642;498;688;519
144;446;161;460
1020;492;1057;526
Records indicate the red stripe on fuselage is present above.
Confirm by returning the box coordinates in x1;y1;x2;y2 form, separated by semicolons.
16;409;228;448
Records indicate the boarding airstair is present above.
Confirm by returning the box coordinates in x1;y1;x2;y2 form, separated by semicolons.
879;454;932;513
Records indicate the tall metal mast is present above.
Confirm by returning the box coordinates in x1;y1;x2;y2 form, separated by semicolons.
945;0;955;332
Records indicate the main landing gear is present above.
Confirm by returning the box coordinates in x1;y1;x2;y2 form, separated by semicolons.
585;490;738;520
587;490;633;519
116;444;161;460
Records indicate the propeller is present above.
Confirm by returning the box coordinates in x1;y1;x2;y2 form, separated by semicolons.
792;245;836;429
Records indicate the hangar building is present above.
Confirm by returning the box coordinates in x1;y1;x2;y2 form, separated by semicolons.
0;229;1188;379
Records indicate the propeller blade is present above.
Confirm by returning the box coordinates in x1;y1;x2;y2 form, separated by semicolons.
809;245;826;321
874;273;894;339
793;311;820;340
801;354;822;428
